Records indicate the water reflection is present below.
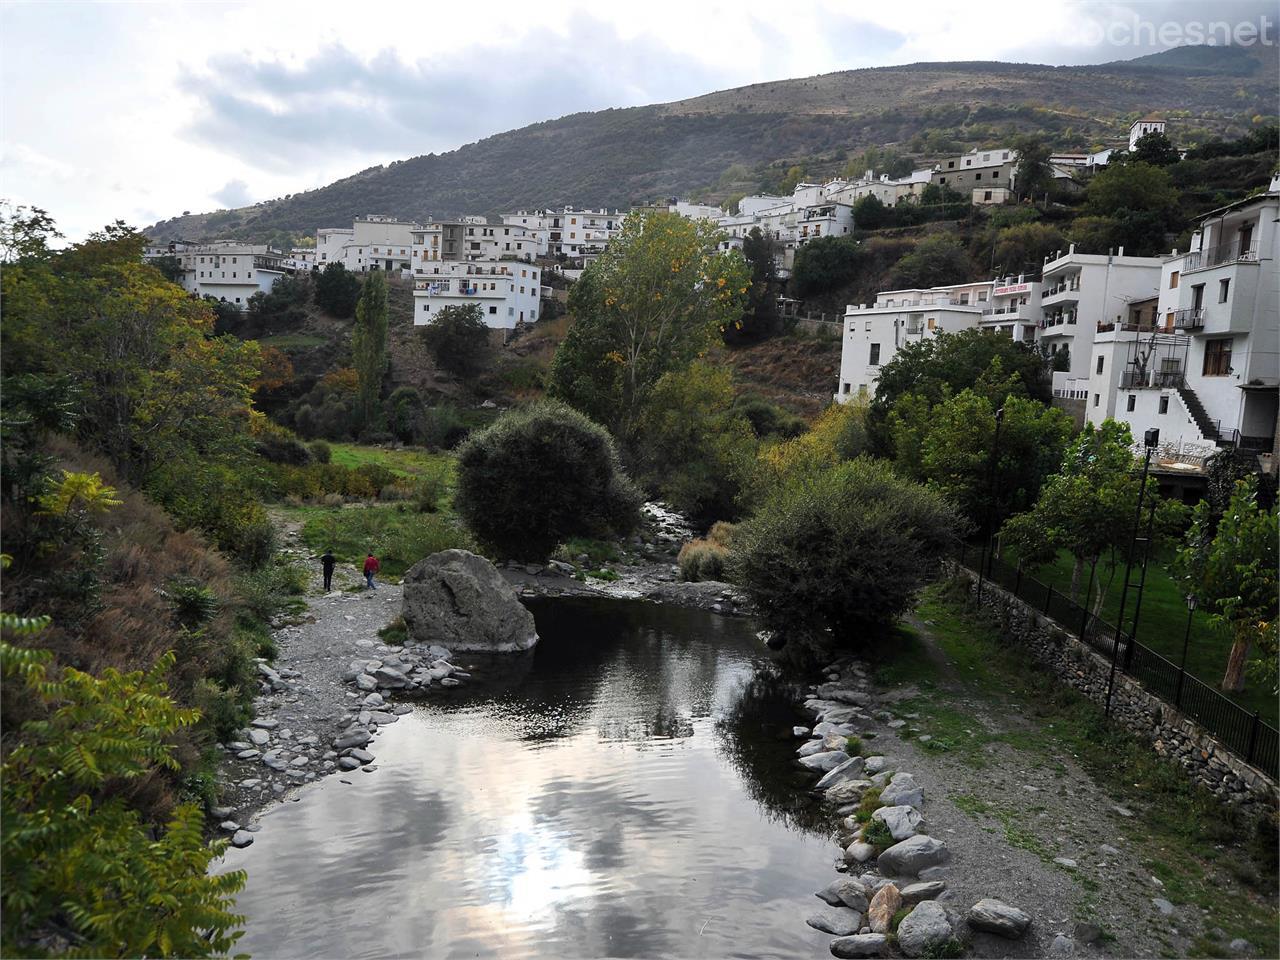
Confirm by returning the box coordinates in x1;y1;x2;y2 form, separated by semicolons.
223;597;832;959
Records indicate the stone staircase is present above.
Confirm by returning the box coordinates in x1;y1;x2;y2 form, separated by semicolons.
1175;384;1225;445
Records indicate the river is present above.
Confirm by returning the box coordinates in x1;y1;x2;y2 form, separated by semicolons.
222;596;834;959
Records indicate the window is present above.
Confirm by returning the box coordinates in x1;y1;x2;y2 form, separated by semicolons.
1093;394;1100;407
983;191;992;201
975;172;982;180
489;306;497;315
1126;394;1136;412
869;343;881;366
1202;338;1232;376
1219;278;1230;303
1096;355;1105;374
1158;395;1169;415
422;303;429;312
1191;284;1205;310
1169;271;1179;289
842;383;851;395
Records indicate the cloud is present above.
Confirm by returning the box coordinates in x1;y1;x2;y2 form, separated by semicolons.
212;178;254;208
176;15;728;173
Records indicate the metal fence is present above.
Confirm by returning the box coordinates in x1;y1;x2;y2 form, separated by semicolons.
958;545;1279;776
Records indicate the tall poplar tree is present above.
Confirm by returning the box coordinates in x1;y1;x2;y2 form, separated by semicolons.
351;270;388;434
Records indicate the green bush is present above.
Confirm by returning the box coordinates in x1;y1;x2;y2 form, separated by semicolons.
309;440;332;464
862;817;894;852
731;457;962;645
454;401;642;561
414;461;450;513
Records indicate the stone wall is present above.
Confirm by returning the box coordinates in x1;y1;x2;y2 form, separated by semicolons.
793;317;843;340
950;563;1278;819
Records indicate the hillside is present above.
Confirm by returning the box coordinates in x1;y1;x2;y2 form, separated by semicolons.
148;45;1276;243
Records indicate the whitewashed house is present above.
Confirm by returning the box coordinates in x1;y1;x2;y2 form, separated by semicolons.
315;215;419;273
1128;115;1166;151
411;260;541;330
145;240;287;309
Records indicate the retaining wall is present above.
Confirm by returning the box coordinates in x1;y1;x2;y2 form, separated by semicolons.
952;563;1278;819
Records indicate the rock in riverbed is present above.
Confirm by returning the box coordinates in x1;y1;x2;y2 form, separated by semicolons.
817;877;870;912
867;883;902;934
871;804;924;841
829;932;888;958
402;550;539;653
967;898;1031;938
877;835;950;877
806;905;863;936
895;900;953;958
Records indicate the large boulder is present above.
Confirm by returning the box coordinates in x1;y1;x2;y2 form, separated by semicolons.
877;835;950;877
830;933;888;958
879;772;924;808
806;905;863;936
967;898;1031;938
816;877;870;913
895;901;953;958
872;804;925;841
401;550;538;653
867;883;902;934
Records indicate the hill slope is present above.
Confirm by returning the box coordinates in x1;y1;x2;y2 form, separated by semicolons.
149;45;1275;242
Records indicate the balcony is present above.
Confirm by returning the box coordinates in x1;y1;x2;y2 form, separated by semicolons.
1184;241;1257;272
1119;370;1185;390
1172;307;1204;331
1042;277;1081;298
1040;312;1077;329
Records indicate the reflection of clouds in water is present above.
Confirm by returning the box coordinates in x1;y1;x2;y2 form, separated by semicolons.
226;599;833;959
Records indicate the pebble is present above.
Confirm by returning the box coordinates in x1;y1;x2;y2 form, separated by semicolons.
230;830;254;848
1053;857;1078;869
218;820;239;832
1152;898;1175;916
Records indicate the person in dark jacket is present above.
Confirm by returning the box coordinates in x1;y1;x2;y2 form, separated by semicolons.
320;549;337;592
363;552;381;590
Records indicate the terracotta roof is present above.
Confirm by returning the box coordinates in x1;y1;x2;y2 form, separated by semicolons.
1133;114;1165;124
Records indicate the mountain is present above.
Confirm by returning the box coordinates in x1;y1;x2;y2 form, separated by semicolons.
147;45;1275;243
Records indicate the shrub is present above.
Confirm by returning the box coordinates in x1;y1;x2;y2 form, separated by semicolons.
308;440;332;464
845;736;862;755
454;401;642;561
419;404;468;450
414;462;450;513
255;432;312;466
677;540;729;582
731;457;962;645
420;303;490;374
863;817;894;852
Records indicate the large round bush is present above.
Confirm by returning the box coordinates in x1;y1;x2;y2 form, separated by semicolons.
731;457;963;644
454;401;642;561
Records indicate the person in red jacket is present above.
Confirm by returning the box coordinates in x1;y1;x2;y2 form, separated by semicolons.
362;552;381;590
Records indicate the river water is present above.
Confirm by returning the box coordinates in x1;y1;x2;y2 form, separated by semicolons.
223;597;834;959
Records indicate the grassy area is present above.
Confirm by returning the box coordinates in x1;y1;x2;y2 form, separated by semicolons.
256;333;328;349
879;584;1278;958
280;502;473;578
998;545;1273;723
327;443;456;481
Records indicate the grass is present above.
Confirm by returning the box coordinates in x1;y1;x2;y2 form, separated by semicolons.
282;502;473;578
862;818;894;852
378;616;407;646
1000;544;1273;724
890;584;1279;959
328;443;456;483
553;537;621;566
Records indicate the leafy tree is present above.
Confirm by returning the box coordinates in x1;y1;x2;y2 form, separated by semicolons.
1128;131;1181;167
991;222;1065;276
204;295;244;335
731;457;963;646
917;182;969;218
1086;161;1178;219
387;386;425;443
886;234;976;290
632;362;759;521
454;401;642;561
314;262;360;318
1175;478;1278;693
548;210;749;446
1;631;246;957
151;254;186;284
351;269;388;434
1001;421;1182;613
760;399;870;488
853;194;889;230
790;235;862;300
420;303;490;374
0;202;61;261
245;273;311;335
725;227;781;343
892;388;1073;528
1012;135;1053;200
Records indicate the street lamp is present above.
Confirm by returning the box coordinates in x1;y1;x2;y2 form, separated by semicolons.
976;405;1006;600
1175;594;1198;707
1105;427;1159;716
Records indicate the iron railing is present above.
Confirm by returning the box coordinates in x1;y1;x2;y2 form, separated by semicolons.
959;544;1278;776
1173;307;1205;330
1185;242;1258;272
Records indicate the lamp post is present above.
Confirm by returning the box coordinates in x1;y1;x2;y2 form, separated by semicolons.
1124;493;1161;669
976;405;1006;600
1105;427;1159;717
1175;594;1197;708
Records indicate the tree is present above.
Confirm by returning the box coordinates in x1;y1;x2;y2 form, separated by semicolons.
547;210;749;446
725;227;781;343
790;235;862;300
151;254;186;284
1175;479;1278;693
387;385;425;443
454;401;642;561
1012;135;1053;200
991;222;1065;276
1001;420;1183;612
1086;161;1178;219
1128;131;1180;167
351;269;388;434
420;303;490;374
893;388;1074;529
632;362;759;521
0;202;61;261
731;457;963;646
886;234;976;289
853;194;889;230
1;633;246;957
314;262;360;318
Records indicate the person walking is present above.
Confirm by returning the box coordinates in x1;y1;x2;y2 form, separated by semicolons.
363;552;381;590
320;549;337;592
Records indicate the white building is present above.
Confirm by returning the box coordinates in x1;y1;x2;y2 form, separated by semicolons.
1087;184;1279;461
144;240;287;309
1040;247;1163;402
412;259;542;330
315;215;419;273
1128;115;1166;151
981;277;1043;344
834;280;998;400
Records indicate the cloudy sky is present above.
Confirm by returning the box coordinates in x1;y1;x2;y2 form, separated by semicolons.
2;0;1273;239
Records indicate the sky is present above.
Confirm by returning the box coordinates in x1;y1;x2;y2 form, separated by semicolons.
2;0;1275;240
